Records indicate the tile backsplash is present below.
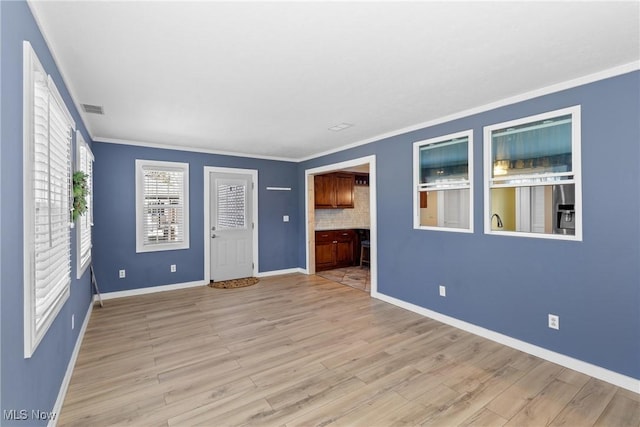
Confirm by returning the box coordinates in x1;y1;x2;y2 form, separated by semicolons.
315;185;370;229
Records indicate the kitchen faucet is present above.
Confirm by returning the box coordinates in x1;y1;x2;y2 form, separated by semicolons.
491;213;504;228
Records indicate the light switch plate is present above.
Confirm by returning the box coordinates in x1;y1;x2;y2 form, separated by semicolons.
283;215;289;222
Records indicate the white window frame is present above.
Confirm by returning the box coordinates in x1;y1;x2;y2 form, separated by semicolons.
483;105;582;241
135;159;190;253
76;131;94;278
23;41;75;358
413;130;474;233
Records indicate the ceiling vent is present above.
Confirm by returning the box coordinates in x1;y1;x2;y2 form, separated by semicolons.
81;104;104;115
328;123;354;132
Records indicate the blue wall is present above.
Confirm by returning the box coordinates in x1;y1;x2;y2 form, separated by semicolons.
298;71;640;380
91;142;299;293
1;2;94;424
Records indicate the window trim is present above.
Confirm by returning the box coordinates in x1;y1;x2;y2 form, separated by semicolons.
135;159;190;253
76;131;94;279
483;105;582;241
413;129;474;233
23;41;75;358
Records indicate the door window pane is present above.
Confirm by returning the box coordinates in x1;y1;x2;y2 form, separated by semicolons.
217;183;246;229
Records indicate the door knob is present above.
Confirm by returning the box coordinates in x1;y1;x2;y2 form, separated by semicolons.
211;233;217;238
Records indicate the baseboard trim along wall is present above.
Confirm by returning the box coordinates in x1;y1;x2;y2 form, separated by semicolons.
257;268;306;277
95;280;206;301
372;291;640;394
49;302;94;427
94;270;306;301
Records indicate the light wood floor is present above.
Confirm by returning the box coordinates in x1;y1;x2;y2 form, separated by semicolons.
59;274;640;427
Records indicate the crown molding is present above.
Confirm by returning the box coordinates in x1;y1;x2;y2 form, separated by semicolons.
298;62;639;162
92;137;298;162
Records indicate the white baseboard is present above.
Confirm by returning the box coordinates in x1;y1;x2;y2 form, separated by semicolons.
49;301;93;427
373;291;640;394
94;272;307;301
257;267;305;277
95;280;206;301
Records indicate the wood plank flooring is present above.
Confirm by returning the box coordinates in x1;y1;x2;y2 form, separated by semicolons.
58;274;639;426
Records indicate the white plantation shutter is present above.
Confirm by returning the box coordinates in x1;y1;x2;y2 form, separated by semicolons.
23;42;75;357
76;132;94;278
136;160;189;252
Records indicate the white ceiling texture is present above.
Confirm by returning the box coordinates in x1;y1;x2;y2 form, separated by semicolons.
28;1;640;161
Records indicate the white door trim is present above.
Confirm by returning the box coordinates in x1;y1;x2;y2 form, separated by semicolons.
304;155;378;296
204;166;259;282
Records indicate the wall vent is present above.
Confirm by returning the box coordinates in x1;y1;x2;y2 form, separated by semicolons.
81;104;104;115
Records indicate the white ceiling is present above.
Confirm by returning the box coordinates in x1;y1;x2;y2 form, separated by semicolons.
29;1;639;161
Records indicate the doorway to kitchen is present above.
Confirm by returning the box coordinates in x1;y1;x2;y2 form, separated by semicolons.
305;155;377;295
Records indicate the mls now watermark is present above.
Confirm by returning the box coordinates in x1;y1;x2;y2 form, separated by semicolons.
3;409;57;421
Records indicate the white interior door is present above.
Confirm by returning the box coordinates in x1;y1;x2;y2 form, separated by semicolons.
210;172;253;281
516;186;545;233
530;186;546;233
437;189;469;229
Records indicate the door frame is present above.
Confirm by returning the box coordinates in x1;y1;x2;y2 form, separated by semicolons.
203;166;259;282
304;155;378;296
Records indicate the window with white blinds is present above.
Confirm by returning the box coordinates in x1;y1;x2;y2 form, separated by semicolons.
76;132;94;278
135;160;190;252
23;42;75;358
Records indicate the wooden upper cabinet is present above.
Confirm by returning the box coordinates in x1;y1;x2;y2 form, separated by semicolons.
314;174;335;208
314;172;354;209
334;173;355;208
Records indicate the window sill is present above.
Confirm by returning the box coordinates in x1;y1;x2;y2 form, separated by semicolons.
136;242;190;253
484;229;582;241
414;225;474;234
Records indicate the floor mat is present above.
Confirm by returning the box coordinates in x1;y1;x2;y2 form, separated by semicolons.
209;277;259;289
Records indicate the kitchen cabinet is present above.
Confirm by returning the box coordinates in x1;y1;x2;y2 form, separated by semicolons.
315;229;356;271
354;173;369;186
314;174;335;209
335;230;355;266
420;191;428;208
315;231;337;270
314;173;355;209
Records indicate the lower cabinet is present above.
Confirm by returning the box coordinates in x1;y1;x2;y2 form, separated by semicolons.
315;229;356;271
315;232;336;270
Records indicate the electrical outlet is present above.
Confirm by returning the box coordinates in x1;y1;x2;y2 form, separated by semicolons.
283;215;289;222
439;285;446;297
170;264;176;273
119;269;126;278
548;314;559;330
71;314;75;330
